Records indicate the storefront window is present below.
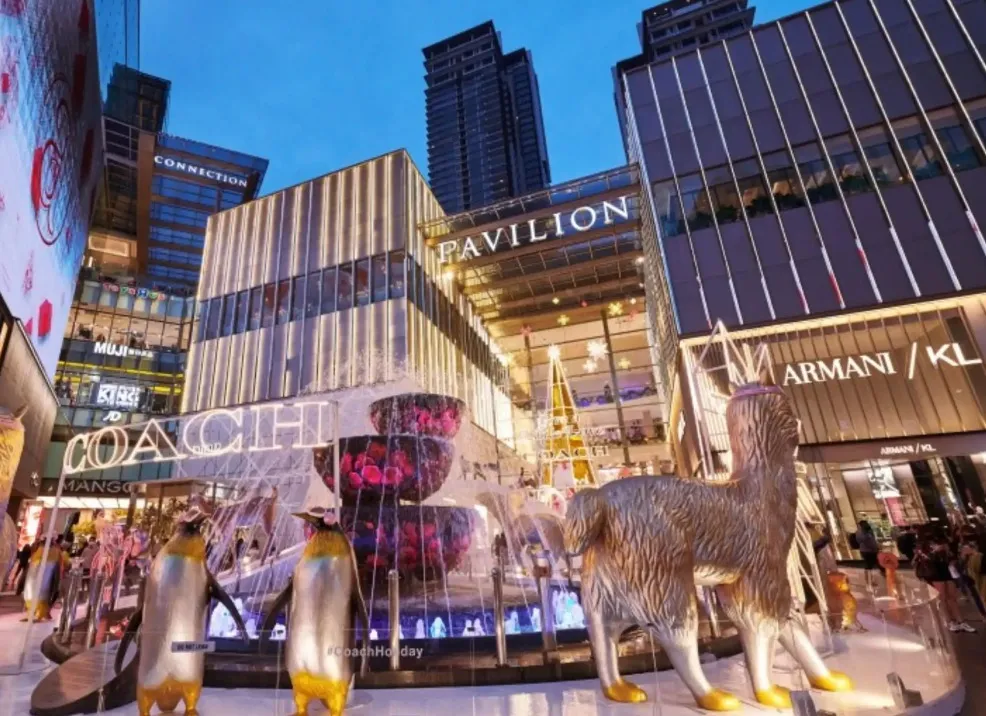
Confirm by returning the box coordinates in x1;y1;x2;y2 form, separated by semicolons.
99;287;116;309
795;141;838;203
733;159;772;218
163;323;180;350
261;283;276;327
372;254;387;302
291;275;306;321
389;251;405;298
355;259;370;307
249;286;263;331
893;116;944;180
305;271;321;318
116;290;135;313
205;297;222;340
337;263;353;310
763;150;805;209
132;296;150;317
652;179;684;238
276;280;291;324
825;135;870;196
857;125;903;187
234;291;249;334
80;281;100;305
220;295;235;337
321;267;337;313
929;107;981;173
167;296;185;321
678;173;714;232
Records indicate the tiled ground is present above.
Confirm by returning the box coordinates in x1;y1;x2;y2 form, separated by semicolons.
0;607;963;716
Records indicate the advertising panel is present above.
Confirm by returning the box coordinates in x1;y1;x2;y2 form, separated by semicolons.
0;0;104;377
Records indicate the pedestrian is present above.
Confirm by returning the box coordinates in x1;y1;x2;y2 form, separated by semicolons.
956;540;986;620
12;541;31;595
855;520;882;588
896;526;917;562
914;531;975;633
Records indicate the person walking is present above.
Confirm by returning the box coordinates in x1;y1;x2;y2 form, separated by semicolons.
914;532;975;633
856;520;882;588
11;541;32;595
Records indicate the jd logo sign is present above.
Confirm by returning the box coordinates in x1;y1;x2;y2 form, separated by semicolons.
781;342;981;385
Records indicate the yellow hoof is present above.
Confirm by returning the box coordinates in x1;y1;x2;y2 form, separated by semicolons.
755;685;792;709
810;670;853;692
695;688;742;711
602;679;648;703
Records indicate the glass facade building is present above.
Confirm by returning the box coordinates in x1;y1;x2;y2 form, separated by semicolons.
424;22;551;214
619;0;986;550
184;152;670;483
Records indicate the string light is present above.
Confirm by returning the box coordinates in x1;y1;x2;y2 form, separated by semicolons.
583;359;597;373
547;345;561;361
618;358;631;370
557;314;570;326
608;301;624;317
552;296;560;305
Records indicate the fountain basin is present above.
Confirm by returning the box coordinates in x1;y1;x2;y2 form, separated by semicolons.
370;393;466;438
338;504;475;582
314;435;454;503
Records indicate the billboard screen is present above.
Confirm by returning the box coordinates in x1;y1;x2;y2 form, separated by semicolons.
0;0;103;377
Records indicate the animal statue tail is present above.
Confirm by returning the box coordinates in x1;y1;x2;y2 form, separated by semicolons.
563;488;605;557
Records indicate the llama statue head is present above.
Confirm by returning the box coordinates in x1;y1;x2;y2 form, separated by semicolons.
726;367;800;470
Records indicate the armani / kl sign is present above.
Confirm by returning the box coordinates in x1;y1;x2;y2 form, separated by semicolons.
437;195;633;265
782;342;981;385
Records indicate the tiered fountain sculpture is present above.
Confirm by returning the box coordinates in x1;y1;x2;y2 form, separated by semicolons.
313;393;474;585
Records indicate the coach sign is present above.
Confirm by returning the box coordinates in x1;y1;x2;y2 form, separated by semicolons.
154;155;249;188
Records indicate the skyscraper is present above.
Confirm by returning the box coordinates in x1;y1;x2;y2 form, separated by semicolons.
613;0;756;151
424;21;551;214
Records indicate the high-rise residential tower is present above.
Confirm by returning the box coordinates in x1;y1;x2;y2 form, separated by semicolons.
613;0;756;153
424;21;551;214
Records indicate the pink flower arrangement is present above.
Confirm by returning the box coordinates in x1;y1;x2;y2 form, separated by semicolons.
318;435;454;503
369;394;466;438
340;505;475;582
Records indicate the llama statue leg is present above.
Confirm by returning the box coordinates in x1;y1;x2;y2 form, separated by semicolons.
719;584;791;709
586;612;646;702
653;582;740;712
777;621;853;692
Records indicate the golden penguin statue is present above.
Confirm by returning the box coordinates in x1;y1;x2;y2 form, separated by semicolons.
115;507;248;716
262;509;369;716
22;540;63;621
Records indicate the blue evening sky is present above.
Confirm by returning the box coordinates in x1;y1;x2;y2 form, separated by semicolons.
141;0;815;196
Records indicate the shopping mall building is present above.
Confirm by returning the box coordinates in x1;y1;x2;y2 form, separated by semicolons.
32;66;268;524
617;0;986;548
181;151;667;484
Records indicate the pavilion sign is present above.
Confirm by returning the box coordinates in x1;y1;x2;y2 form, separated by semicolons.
437;194;633;265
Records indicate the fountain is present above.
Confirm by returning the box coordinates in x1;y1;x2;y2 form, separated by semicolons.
312;393;476;587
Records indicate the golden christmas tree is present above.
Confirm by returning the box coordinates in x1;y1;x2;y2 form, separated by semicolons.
539;346;598;488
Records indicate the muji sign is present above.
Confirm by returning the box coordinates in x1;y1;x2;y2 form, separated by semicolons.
437;195;633;265
781;342;982;386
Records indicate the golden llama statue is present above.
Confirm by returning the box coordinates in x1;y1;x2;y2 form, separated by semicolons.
565;377;852;711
